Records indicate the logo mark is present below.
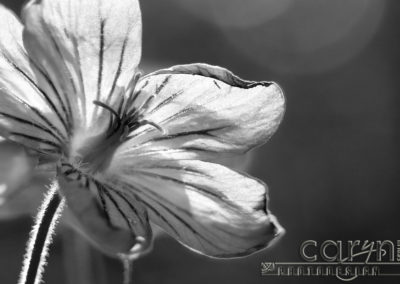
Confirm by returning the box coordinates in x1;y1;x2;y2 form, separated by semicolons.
262;240;400;281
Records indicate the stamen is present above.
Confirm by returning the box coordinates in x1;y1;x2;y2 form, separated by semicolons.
93;100;122;133
138;120;165;134
122;73;143;116
139;95;156;112
92;91;165;143
123;119;165;142
125;94;155;120
93;100;120;121
120;125;130;141
126;106;140;119
126;89;141;108
116;96;125;116
131;72;142;87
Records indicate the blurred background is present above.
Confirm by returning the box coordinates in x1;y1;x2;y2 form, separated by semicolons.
0;0;399;283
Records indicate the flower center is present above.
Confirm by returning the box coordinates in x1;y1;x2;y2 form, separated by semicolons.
63;82;163;178
74;123;124;174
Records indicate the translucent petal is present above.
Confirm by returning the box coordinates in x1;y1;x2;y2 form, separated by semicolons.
114;63;285;163
22;0;142;129
105;159;284;257
58;173;152;256
0;5;67;154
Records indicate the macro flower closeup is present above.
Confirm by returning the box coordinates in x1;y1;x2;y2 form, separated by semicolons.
0;0;285;262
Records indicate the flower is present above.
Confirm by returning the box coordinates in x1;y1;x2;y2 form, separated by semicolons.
0;0;285;258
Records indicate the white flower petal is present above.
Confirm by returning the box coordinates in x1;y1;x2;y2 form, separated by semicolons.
22;0;142;128
105;159;283;257
0;5;67;154
58;173;152;256
114;63;285;163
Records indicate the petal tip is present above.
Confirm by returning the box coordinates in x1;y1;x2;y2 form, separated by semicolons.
267;212;285;248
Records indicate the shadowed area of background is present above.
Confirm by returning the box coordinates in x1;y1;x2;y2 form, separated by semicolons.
0;0;399;283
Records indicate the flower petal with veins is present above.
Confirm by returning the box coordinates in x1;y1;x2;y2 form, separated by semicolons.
22;0;142;128
113;64;285;163
104;159;284;257
0;5;66;154
0;0;286;258
58;173;152;256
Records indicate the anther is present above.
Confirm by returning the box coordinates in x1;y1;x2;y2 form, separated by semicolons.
120;125;131;141
140;120;165;134
93;100;120;121
93;100;123;135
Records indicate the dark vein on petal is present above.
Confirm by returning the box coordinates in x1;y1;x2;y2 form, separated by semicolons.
29;106;66;140
125;121;223;147
125;89;142;114
160;107;195;124
148;90;184;115
19;45;70;138
138;95;155;113
105;186;140;218
92;180;114;227
180;146;220;153
139;198;180;236
155;75;171;95
10;132;61;150
94;180;133;232
105;35;129;105
140;164;208;177
31;65;70;138
122;107;197;143
106;187;153;237
43;21;75;132
22;144;59;155
1;53;69;138
0;112;64;144
139;182;257;245
107;187;162;236
132;170;224;200
70;35;86;122
131;183;222;250
100;186;136;236
150;126;228;142
133;169;250;215
96;19;105;103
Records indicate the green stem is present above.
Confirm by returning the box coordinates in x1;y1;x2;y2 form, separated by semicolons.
18;181;65;284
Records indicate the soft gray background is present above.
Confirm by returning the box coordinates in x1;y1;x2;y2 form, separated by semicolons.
0;0;399;283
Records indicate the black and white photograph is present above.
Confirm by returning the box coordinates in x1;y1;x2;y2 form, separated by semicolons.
0;0;398;283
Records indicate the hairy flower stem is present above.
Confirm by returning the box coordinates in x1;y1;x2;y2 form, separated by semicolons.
18;181;65;284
